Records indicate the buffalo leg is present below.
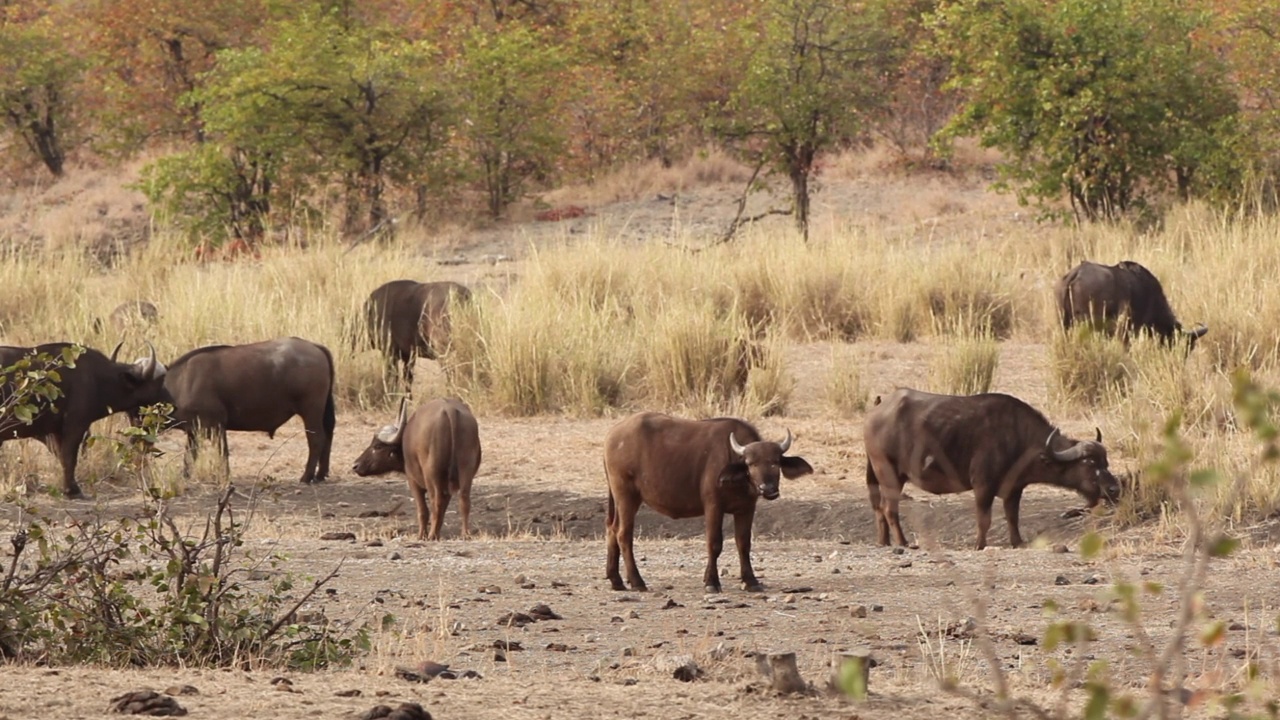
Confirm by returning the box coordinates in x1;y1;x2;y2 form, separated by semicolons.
732;510;763;592
51;433;86;499
868;457;909;546
974;487;997;550
458;486;472;539
409;480;430;541
605;491;626;590
613;492;647;591
428;486;449;541
1002;488;1025;548
703;507;725;593
300;415;326;484
182;428;199;478
867;473;889;546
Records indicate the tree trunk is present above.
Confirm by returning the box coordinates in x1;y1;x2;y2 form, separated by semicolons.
785;143;816;241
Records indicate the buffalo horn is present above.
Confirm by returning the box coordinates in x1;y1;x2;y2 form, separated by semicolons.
139;341;159;379
729;432;748;457
1047;428;1089;463
1095;427;1103;443
382;397;409;445
110;341;125;363
778;428;793;454
1188;324;1208;339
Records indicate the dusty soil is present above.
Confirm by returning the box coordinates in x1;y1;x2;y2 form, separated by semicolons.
3;172;1278;719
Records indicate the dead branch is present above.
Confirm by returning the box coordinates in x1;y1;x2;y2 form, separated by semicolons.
262;561;343;642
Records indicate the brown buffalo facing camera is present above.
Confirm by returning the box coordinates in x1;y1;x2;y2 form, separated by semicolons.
353;397;482;541
602;412;814;593
863;387;1121;550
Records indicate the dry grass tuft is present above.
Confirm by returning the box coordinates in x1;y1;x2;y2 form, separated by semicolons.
929;329;999;396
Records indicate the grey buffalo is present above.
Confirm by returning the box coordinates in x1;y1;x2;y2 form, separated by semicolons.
160;337;336;483
1055;260;1207;347
352;397;482;540
363;280;472;388
863;387;1121;550
603;412;814;593
0;341;166;498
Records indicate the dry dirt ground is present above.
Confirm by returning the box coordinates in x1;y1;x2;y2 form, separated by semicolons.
3;174;1279;719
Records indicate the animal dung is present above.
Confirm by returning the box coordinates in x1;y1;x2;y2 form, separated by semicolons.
108;690;188;716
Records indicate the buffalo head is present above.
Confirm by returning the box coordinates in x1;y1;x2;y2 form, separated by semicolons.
353;398;408;476
719;429;814;500
1043;427;1121;506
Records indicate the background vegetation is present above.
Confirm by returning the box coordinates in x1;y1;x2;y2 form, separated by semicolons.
2;0;1278;242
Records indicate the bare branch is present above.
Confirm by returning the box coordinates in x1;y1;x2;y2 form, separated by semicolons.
262;561;344;642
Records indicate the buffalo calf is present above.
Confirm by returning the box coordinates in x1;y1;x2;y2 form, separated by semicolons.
353;397;482;540
863;387;1121;550
603;412;814;593
160;337;336;483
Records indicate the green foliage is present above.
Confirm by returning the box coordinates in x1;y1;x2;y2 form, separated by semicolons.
456;22;572;219
0;15;85;176
0;487;370;668
138;144;275;245
0;346;83;438
717;0;902;238
930;0;1240;221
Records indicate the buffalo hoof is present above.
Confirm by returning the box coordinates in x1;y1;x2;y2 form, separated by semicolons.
64;487;88;500
608;581;628;592
742;582;764;593
704;584;722;594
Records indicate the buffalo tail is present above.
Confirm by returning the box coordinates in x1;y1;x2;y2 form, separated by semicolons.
446;408;461;494
604;458;616;528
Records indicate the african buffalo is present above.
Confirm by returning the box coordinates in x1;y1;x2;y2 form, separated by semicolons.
1055;260;1207;347
352;397;482;540
863;388;1121;550
363;280;472;388
0;341;166;498
603;412;814;593
160;337;335;483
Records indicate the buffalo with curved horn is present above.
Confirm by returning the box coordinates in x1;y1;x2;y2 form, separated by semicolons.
863;388;1120;550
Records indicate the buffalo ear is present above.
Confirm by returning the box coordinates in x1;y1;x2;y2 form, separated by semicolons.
781;456;814;479
717;462;749;487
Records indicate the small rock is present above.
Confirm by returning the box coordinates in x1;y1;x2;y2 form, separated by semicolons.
622;647;635;657
528;603;562;620
320;531;357;542
1055;575;1071;586
334;689;362;697
108;690;188;716
478;585;502;594
551;580;569;588
1052;544;1070;554
898;560;913;568
1230;622;1246;631
492;640;523;651
162;685;199;697
780;586;813;594
545;643;570;652
365;539;384;548
628;609;640;619
851;605;868;619
871;604;884;612
358;702;433;720
892;547;905;555
621;678;639;687
661;598;683;609
389;552;402;561
611;616;624;623
1083;574;1103;585
514;574;527;585
1012;633;1038;646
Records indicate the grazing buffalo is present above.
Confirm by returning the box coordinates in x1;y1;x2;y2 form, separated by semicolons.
363;280;472;388
1055;260;1207;347
0;341;166;498
863;388;1121;550
352;397;482;540
603;412;814;593
161;337;335;483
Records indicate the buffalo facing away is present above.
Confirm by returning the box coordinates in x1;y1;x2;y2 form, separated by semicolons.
160;337;336;483
352;397;481;540
363;280;472;388
1055;260;1207;347
603;412;814;593
0;342;166;498
863;388;1121;550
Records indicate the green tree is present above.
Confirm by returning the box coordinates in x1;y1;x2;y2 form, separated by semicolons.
455;22;571;219
143;6;454;241
0;13;85;177
931;0;1240;222
716;0;901;240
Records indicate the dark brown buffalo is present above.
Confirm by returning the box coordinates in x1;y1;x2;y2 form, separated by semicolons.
1055;260;1207;347
0;341;166;498
160;337;335;483
603;412;814;593
363;280;472;387
863;388;1121;550
352;397;481;540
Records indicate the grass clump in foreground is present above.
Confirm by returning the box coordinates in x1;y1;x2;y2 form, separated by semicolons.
929;324;999;396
